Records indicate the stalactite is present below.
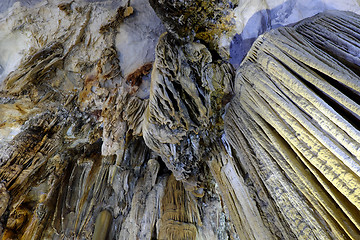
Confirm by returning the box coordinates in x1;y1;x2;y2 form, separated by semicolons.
0;0;360;239
225;11;360;239
158;174;199;240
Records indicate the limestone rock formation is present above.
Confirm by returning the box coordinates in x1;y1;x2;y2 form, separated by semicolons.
0;0;360;239
226;11;360;239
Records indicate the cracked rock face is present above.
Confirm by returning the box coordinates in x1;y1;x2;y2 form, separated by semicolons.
0;0;360;239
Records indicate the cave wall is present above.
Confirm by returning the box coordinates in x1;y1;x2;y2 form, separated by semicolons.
0;0;360;239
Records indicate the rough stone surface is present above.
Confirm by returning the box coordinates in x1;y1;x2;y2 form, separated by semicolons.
0;0;360;239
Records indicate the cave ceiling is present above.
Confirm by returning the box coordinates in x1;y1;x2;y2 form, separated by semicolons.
0;0;360;239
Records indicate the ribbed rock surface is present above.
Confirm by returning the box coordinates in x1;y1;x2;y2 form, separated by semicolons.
0;0;360;239
226;11;360;239
0;1;235;239
143;33;234;184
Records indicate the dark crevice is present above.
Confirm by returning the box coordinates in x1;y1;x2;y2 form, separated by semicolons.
172;80;201;126
305;40;360;77
278;59;360;131
155;97;166;115
182;90;201;125
328;51;360;77
297;24;360;77
308;65;360;106
189;67;207;107
196;38;222;61
165;85;179;112
157;156;171;176
180;118;187;128
159;84;173;111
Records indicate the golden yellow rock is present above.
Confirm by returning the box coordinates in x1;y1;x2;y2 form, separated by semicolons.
124;6;134;18
92;210;112;240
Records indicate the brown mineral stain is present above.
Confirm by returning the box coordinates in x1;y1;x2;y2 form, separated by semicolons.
126;63;153;87
78;74;97;103
58;1;74;15
99;6;133;34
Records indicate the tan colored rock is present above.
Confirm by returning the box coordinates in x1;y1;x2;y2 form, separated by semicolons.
226;10;360;239
0;0;359;239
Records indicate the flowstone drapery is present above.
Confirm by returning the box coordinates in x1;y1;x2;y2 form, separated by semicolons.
0;0;360;239
226;11;360;239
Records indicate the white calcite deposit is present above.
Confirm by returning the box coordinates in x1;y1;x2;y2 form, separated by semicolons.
1;0;360;239
230;0;360;67
116;0;165;77
0;30;31;83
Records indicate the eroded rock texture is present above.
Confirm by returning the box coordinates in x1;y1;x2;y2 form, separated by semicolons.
0;0;235;239
226;11;360;239
0;0;360;239
143;33;233;184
